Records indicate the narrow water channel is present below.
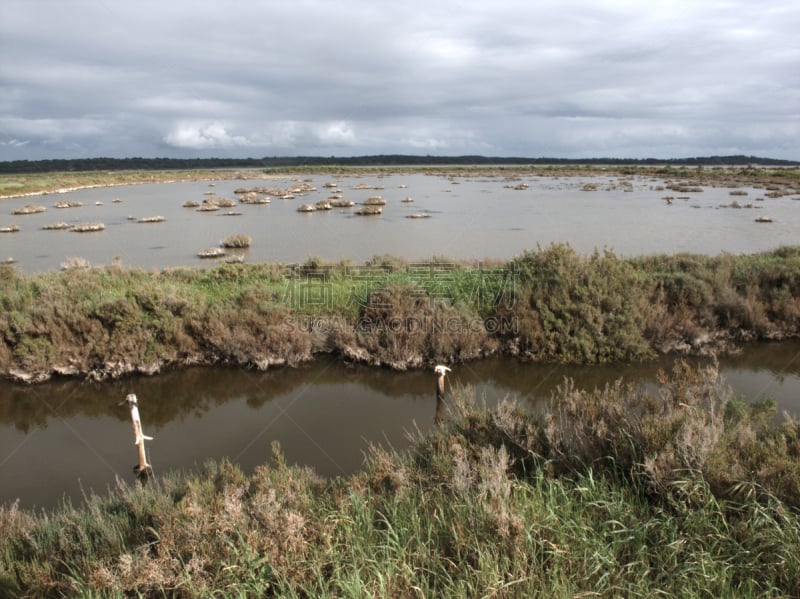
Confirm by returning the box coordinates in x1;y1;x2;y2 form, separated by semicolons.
2;341;799;510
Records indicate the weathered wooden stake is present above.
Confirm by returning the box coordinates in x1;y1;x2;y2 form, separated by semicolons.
124;393;153;483
434;364;451;398
434;365;451;425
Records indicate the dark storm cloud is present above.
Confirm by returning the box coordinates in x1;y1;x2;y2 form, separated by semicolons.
1;0;798;160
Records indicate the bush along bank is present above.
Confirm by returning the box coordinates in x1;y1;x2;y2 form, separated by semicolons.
1;362;799;597
1;244;799;383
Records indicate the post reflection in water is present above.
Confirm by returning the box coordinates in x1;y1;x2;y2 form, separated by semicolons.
1;340;799;510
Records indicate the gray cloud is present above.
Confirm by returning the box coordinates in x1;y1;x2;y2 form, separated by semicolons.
1;0;798;160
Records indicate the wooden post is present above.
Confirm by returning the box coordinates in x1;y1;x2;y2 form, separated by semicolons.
434;364;451;398
434;365;451;425
123;393;153;482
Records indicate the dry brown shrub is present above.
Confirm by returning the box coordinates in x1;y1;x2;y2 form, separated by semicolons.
242;453;324;582
352;284;494;368
186;304;312;367
365;445;410;497
545;360;729;495
221;234;252;248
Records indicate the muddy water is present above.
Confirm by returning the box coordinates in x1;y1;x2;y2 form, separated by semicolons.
1;341;799;510
1;172;798;272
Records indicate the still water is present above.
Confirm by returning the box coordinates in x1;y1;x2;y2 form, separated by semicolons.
1;172;799;272
2;341;799;510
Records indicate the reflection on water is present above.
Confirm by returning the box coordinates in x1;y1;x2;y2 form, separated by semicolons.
1;341;799;510
2;172;799;272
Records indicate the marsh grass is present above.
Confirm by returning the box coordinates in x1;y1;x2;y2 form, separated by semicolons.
0;246;799;380
0;170;248;198
2;164;798;202
2;365;799;597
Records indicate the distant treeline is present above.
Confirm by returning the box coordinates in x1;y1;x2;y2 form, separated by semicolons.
0;154;798;173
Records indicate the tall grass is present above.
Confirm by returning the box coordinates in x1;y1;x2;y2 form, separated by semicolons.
2;364;799;597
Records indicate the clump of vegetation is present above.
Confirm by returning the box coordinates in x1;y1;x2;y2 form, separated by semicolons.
203;196;236;208
355;205;382;215
330;198;354;207
220;234;252;249
542;359;800;505
69;222;104;232
53;200;82;208
499;245;654;363
1;364;799;597
41;222;70;230
11;204;46;215
332;283;496;368
60;257;91;271
633;246;800;347
197;247;226;259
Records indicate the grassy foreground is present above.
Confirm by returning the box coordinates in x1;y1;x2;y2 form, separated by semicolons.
1;245;799;381
1;362;799;597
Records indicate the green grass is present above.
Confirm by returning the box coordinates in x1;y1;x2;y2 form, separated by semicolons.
2;364;799;597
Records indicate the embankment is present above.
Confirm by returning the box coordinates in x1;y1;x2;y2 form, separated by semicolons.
1;245;799;383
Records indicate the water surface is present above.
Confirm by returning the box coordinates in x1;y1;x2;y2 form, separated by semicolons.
2;341;798;510
2;172;798;272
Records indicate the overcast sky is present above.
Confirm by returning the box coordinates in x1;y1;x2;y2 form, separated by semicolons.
1;0;798;161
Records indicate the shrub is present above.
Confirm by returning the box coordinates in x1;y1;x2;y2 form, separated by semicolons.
498;245;653;362
220;234;252;249
350;284;494;368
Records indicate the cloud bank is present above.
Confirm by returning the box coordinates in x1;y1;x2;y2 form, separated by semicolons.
1;0;798;160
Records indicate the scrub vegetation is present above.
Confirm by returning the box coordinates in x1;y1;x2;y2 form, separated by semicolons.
1;245;799;382
1;362;799;597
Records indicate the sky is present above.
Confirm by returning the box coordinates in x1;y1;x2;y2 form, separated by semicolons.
1;0;799;161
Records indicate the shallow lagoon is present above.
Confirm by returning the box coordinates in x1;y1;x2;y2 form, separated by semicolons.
2;171;798;272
